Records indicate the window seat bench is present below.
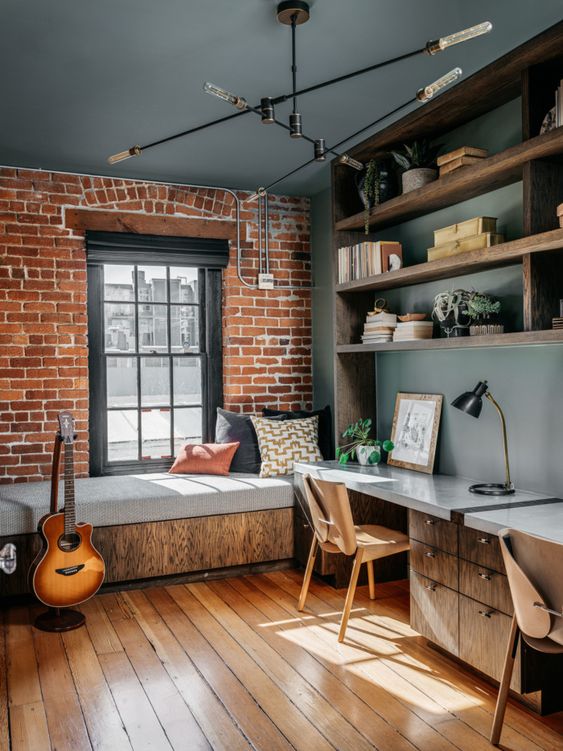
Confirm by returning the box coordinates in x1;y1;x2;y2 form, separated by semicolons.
0;473;296;598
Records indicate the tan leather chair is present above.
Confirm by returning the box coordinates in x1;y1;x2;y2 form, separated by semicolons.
491;528;563;746
298;474;410;643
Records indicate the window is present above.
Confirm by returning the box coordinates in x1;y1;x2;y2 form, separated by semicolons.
87;232;226;475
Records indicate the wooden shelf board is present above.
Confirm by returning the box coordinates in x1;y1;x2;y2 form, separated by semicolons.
335;128;563;232
335;228;563;293
336;329;563;354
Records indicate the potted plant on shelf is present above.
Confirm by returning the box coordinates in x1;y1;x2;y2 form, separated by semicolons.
336;418;394;466
467;293;503;336
356;158;395;234
432;289;473;337
391;139;443;194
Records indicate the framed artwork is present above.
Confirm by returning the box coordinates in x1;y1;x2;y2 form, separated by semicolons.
388;393;443;474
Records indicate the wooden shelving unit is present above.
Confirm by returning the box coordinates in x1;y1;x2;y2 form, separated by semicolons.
336;129;563;232
331;22;563;441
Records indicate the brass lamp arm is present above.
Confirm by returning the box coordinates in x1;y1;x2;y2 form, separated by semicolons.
485;391;513;490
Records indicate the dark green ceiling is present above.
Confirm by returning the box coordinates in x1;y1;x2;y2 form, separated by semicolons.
1;1;562;195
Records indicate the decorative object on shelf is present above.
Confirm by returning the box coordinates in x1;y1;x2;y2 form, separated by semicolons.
428;231;504;261
557;202;563;229
381;242;403;272
540;106;557;134
392;139;443;193
336;418;394;466
432;289;472;337
388;393;443;474
0;543;16;575
370;297;388;315
393;320;434;342
451;380;514;495
467;293;503;336
398;313;427;322
357;159;395;234
337;241;402;283
437;145;488;176
362;309;397;343
433;215;498;245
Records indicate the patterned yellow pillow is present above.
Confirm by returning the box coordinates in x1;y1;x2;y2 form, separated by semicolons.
251;415;322;477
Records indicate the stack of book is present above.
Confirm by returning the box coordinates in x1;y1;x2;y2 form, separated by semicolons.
337;241;402;283
437;146;488;177
427;216;504;262
552;317;563;331
555;79;563;127
393;321;434;342
362;312;397;343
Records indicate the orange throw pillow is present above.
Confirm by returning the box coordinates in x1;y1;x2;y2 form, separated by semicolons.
169;442;240;476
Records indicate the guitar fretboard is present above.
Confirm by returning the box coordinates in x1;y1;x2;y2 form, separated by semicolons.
63;442;76;535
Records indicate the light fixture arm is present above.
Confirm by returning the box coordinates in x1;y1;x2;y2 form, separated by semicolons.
291;14;298;113
485;391;513;491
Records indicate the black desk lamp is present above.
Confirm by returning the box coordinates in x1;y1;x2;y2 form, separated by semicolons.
451;380;515;496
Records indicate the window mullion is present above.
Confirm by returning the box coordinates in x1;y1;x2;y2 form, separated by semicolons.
167;268;174;457
134;265;142;462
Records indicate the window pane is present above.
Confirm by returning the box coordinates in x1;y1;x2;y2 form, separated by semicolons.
107;410;138;461
137;266;167;303
174;407;203;452
107;357;137;408
141;357;170;406
173;357;202;406
104;303;136;352
139;304;168;352
104;265;135;301
171;305;199;352
170;267;198;303
141;409;172;459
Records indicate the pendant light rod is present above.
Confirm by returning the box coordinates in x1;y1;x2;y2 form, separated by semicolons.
291;14;298;113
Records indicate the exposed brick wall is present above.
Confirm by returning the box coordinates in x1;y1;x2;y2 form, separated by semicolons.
0;167;311;482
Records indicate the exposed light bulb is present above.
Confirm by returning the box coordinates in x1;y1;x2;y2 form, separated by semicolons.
416;68;462;102
203;81;247;110
338;154;363;171
314;138;326;161
426;22;492;55
107;145;142;165
289;112;303;138
261;97;275;124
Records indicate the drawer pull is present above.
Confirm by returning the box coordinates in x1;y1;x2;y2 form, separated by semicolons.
424;583;437;592
477;537;491;545
478;572;491;581
479;609;494;618
424;551;436;558
424;519;435;526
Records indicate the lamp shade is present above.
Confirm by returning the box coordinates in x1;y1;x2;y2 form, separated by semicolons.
451;380;489;418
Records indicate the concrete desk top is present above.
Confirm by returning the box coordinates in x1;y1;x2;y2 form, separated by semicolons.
294;461;552;521
464;502;563;543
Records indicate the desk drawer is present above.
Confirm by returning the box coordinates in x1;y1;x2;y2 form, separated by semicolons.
410;571;459;656
409;510;458;555
459;559;513;616
459;526;505;573
410;539;458;590
459;593;521;692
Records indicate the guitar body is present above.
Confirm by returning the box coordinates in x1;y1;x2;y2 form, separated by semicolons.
31;511;105;607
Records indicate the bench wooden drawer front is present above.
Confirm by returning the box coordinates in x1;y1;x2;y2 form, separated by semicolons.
409;510;458;555
459;526;505;573
410;539;458;590
410;571;459;656
459;594;521;691
459;559;513;615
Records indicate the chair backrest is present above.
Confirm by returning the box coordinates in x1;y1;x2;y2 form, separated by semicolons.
302;475;357;556
499;528;563;646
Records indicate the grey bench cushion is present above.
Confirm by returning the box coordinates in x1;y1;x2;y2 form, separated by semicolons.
0;473;295;537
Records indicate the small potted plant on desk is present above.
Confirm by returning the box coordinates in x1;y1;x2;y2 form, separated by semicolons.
336;418;394;466
392;139;442;194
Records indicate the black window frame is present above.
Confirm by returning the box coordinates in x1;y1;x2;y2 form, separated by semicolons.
86;232;225;476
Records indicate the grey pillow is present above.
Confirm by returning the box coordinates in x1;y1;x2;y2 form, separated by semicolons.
215;408;261;474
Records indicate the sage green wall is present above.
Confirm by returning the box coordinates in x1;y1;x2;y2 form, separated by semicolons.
311;96;563;497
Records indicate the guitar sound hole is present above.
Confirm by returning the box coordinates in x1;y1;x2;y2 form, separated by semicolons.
58;532;81;552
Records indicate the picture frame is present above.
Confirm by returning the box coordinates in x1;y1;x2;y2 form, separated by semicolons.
387;392;443;474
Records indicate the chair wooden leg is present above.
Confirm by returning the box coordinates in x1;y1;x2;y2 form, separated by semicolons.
491;614;520;746
298;537;318;611
367;559;375;600
338;548;364;643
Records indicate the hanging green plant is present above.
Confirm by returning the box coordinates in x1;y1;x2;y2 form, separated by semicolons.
363;160;381;234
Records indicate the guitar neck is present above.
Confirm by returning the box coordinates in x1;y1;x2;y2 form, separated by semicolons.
63;442;76;534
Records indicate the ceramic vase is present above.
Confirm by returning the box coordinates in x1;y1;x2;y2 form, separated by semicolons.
356;446;380;466
402;168;437;194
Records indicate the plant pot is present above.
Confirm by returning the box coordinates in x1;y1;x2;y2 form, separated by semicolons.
356;445;381;466
401;168;437;193
470;323;505;336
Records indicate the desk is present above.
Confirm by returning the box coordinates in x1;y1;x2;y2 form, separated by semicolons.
293;461;563;715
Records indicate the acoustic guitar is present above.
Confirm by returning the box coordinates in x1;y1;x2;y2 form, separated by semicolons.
31;412;105;608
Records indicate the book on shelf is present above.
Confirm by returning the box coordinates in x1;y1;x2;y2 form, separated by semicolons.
439;155;486;176
556;79;563;128
393;321;434;342
337;241;402;283
437;146;488;166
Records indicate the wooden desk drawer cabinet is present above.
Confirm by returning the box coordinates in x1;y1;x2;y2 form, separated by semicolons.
410;571;459;656
459;559;513;616
410;539;458;590
409;510;458;555
459;593;521;692
459;525;505;573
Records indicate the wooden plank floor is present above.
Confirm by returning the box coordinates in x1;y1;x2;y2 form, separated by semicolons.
2;572;562;751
